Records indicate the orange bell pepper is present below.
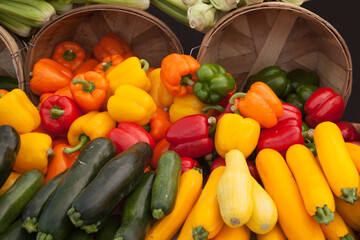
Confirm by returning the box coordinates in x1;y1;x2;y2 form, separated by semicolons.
38;93;54;108
73;59;99;76
52;41;86;72
149;108;172;142
160;53;200;97
231;82;284;128
149;138;170;170
0;89;8;97
30;58;73;96
70;71;108;112
54;86;73;100
44;142;79;184
94;54;125;77
93;33;132;62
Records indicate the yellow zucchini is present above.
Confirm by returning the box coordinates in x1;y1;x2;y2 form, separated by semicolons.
320;211;357;240
255;148;325;240
256;224;287;240
217;149;253;228
286;144;335;225
313;122;359;204
335;195;360;231
146;169;203;240
177;203;196;240
346;142;360;173
213;224;250;240
246;176;277;234
191;166;225;239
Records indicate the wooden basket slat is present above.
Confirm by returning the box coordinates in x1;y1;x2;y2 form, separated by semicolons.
228;15;252;38
221;29;255;56
264;9;280;28
221;52;258;75
247;11;271;55
292;52;318;71
286;18;313;42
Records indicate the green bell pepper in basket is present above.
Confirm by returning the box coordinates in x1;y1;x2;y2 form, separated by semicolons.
243;66;292;99
287;68;320;91
193;63;236;104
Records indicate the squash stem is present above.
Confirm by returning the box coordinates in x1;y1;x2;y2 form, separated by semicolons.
22;217;38;233
341;233;355;240
313;205;334;225
192;225;209;240
36;232;54;240
152;208;165;220
67;207;84;227
340;188;359;204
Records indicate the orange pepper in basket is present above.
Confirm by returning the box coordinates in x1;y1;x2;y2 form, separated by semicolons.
94;54;125;77
93;33;133;62
0;89;8;97
73;59;99;76
52;41;86;72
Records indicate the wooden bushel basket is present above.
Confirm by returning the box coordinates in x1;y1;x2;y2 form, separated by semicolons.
0;25;26;91
197;2;353;104
24;4;184;104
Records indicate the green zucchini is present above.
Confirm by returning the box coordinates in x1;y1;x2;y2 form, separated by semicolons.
0;125;20;188
36;137;116;240
22;170;66;233
67;229;94;240
114;171;155;240
151;150;182;220
0;219;36;240
67;142;153;233
0;169;44;233
95;215;121;240
0;76;18;91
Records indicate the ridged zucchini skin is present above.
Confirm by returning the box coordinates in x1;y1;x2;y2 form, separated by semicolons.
0;219;36;240
114;171;155;240
0;125;20;188
22;170;66;233
67;142;153;232
151;150;182;220
0;169;44;233
36;137;116;240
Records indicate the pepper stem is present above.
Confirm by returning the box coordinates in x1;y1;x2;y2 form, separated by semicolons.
340;188;359;204
47;148;55;158
202;105;225;114
313;205;335;225
192;225;209;240
63;134;90;154
193;167;203;174
72;78;95;93
50;106;64;119
229;92;246;104
102;61;113;72
0;93;3;98
341;233;355;240
180;74;194;86
140;59;149;72
63;49;76;61
208;116;217;135
302;128;314;141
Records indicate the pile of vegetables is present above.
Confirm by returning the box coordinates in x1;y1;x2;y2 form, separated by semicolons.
0;32;360;240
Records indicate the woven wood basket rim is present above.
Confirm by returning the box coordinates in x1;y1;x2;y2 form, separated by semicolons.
24;4;184;83
198;2;353;103
0;25;26;91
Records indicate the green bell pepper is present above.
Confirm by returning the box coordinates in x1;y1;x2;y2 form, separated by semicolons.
295;84;319;103
286;93;305;116
305;142;317;157
243;66;291;99
194;63;235;104
287;68;319;91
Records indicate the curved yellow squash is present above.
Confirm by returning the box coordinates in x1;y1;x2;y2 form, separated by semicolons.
314;121;359;204
257;224;287;240
213;224;250;240
346;142;360;173
286;144;335;225
256;148;325;240
217;149;253;228
245;177;277;234
146;169;203;240
320;211;358;240
335;195;360;232
190;166;225;239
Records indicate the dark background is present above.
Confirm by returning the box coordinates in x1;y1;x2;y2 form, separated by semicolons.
146;0;360;123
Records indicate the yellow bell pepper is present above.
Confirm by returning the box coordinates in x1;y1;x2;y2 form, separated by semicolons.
64;111;116;154
14;132;53;174
215;113;260;158
148;68;174;108
0;89;40;134
169;94;213;123
107;84;157;126
0;172;21;196
106;56;152;94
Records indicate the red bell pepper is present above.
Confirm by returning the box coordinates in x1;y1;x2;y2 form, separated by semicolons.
349;141;360;146
106;122;155;154
39;95;82;135
181;157;200;174
166;114;214;158
304;87;345;128
210;157;225;172
257;103;304;157
336;121;360;142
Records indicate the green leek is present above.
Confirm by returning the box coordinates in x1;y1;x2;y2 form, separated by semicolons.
84;0;150;10
0;13;33;37
187;1;218;32
209;0;239;11
151;0;189;26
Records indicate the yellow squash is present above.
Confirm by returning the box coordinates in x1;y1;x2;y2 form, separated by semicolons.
217;149;253;228
246;177;277;234
146;169;203;240
213;224;250;240
320;211;358;240
346;142;360;173
314;121;359;204
256;149;325;240
177;203;197;240
0;172;21;196
257;224;287;240
335;194;360;231
190;166;225;239
286;144;335;225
